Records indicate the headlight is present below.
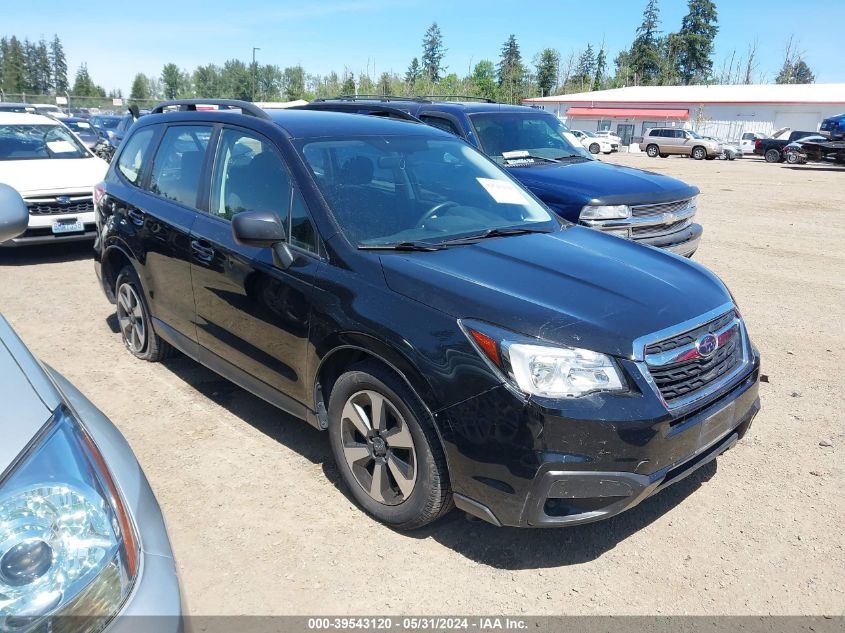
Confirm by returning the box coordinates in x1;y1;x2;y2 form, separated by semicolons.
0;407;138;629
579;204;630;220
460;320;626;399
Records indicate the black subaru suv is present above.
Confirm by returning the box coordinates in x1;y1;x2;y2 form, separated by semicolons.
94;99;760;529
302;97;703;257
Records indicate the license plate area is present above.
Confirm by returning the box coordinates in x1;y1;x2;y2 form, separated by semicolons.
697;399;736;449
52;219;84;234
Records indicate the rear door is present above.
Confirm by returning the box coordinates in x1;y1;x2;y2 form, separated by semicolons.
137;123;214;346
189;125;323;408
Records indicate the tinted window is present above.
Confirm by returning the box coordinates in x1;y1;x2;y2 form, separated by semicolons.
420;115;461;136
148;125;212;207
674;130;687;138
209;128;291;221
117;127;155;186
470;112;585;161
289;189;317;253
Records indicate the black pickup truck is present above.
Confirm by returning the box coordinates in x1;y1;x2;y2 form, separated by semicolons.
755;130;819;163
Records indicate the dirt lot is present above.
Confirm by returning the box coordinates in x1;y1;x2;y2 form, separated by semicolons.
0;153;843;616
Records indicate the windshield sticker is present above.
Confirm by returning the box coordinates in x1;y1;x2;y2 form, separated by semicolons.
476;177;530;205
46;140;77;154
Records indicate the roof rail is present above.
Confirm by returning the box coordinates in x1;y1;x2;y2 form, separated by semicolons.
295;102;422;123
150;99;271;120
420;95;497;103
313;95;432;104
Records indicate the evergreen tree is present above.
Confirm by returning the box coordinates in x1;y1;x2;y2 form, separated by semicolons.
129;73;150;100
405;57;421;84
574;44;596;91
629;0;662;85
673;0;718;84
471;60;497;101
613;49;632;87
220;60;251;100
34;39;53;94
50;35;67;93
71;63;97;96
497;34;526;104
776;58;815;84
2;36;26;93
593;47;607;91
378;71;392;96
421;22;446;82
535;48;559;97
341;72;355;95
161;63;181;99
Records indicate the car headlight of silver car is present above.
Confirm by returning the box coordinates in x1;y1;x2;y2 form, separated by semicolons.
579;204;630;221
460;320;626;398
0;406;138;629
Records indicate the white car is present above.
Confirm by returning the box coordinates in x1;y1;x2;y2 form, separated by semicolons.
570;129;616;154
31;103;69;119
594;130;623;145
0;112;108;246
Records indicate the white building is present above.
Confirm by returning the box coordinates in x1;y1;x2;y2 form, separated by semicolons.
524;84;845;145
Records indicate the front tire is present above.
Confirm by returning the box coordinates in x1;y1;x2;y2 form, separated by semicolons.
646;144;660;158
589;143;600;155
115;266;171;361
328;361;451;530
692;146;707;160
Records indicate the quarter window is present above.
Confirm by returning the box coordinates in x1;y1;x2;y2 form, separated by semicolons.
116;127;155;186
148;125;213;207
420;115;461;137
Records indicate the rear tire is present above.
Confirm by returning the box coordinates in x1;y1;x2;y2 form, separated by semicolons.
692;146;707;160
589;143;600;155
765;148;782;163
786;152;799;164
328;360;451;530
115;266;172;362
646;144;660;158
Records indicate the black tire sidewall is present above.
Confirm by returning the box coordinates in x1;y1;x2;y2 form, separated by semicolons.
693;147;706;160
589;143;600;154
647;144;659;157
327;365;447;529
115;266;155;360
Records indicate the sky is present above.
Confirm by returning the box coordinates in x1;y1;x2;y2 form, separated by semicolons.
3;0;844;95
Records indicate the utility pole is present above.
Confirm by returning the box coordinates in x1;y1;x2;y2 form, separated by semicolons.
252;47;261;102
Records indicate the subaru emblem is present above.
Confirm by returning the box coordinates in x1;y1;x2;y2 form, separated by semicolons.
696;333;718;358
56;196;71;205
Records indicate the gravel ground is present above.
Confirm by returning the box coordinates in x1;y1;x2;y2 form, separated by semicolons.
0;153;842;616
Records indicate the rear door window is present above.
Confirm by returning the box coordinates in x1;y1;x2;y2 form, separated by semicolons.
420;115;462;137
148;125;213;208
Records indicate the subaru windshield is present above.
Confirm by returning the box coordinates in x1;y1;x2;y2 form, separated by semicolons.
468;112;591;163
0;124;89;160
297;135;558;248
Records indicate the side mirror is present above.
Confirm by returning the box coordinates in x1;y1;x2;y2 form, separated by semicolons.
0;183;29;243
231;210;294;270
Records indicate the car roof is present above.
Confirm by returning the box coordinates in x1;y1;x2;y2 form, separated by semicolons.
269;108;451;138
0;112;59;125
315;98;553;116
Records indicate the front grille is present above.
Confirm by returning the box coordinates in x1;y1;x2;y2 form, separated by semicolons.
631;218;691;238
631;198;692;218
27;197;94;216
646;310;743;405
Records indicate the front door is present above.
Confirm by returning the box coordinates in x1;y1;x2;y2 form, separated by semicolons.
616;123;634;146
189;125;323;406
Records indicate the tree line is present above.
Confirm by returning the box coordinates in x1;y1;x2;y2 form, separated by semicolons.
2;0;817;108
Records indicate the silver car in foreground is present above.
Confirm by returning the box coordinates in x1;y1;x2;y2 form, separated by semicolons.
0;184;182;632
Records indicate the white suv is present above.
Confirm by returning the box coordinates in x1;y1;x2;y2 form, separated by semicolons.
0;112;108;246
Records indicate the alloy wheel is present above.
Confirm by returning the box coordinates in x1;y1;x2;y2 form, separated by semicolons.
340;390;417;506
116;283;146;354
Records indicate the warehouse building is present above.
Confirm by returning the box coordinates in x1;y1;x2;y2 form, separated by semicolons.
523;84;845;146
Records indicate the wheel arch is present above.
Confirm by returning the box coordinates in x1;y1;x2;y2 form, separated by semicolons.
100;243;137;303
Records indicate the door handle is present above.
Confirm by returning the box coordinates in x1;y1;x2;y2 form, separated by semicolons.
191;239;215;262
127;209;145;226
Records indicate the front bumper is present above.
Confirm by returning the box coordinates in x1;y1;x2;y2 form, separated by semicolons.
438;348;760;528
1;211;96;246
47;369;184;631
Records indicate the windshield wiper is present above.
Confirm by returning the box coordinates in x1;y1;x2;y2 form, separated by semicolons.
501;153;560;165
358;241;443;252
440;226;552;245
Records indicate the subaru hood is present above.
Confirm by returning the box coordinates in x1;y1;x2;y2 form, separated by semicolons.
0;156;108;197
509;159;699;207
380;227;731;358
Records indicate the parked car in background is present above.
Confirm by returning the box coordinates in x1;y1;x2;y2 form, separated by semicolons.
819;113;845;140
738;131;768;155
0;183;183;631
303;97;703;256
783;135;839;164
703;136;742;160
90;114;124;138
640;128;722;160
0;112;108;246
63;116;100;149
94;99;760;530
570;129;616;154
594;130;623;145
754;130;818;163
31;103;69;119
0;102;35;114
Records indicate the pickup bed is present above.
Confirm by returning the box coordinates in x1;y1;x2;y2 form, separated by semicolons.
755;130;818;163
